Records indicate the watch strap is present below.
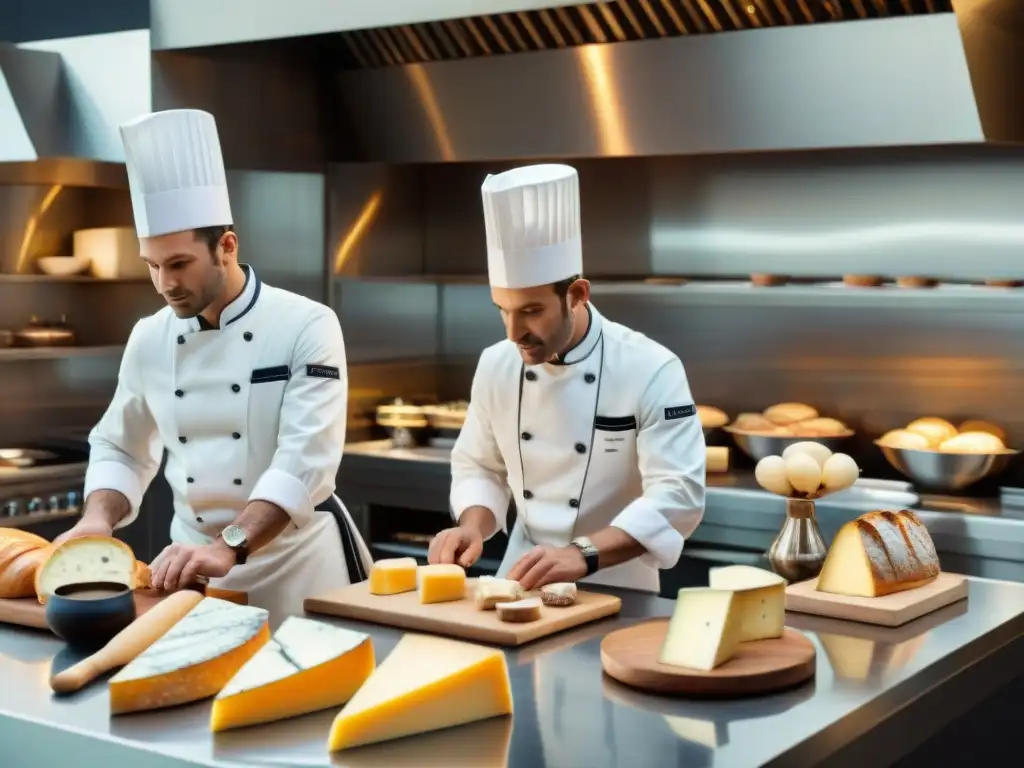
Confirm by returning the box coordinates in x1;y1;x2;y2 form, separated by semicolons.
571;537;599;576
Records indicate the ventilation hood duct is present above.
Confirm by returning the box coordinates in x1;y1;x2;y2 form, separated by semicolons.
0;41;135;187
319;0;1024;162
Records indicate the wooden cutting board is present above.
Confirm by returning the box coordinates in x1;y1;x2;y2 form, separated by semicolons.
600;620;816;698
785;572;968;627
0;587;248;632
304;578;622;646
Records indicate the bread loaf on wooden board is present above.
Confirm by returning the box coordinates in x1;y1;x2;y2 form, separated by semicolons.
816;509;940;598
0;528;151;601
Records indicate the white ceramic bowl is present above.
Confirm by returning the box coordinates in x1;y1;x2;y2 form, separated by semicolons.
37;255;91;277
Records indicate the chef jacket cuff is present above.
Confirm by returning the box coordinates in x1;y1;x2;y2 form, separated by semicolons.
450;478;509;539
250;468;315;528
84;460;143;528
610;497;685;570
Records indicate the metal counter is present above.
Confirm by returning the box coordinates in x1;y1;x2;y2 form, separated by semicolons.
2;578;1024;768
339;440;1024;582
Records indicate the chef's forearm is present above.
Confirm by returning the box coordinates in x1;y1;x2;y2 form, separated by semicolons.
458;506;497;539
81;490;131;529
228;500;292;555
589;526;647;569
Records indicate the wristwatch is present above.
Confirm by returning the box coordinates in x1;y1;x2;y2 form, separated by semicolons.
571;536;600;576
220;524;249;566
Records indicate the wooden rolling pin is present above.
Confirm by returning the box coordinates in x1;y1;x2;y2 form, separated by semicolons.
49;590;204;693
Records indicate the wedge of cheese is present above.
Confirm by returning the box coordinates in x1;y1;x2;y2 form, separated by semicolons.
211;617;375;731
418;563;465;604
35;536;138;603
328;633;513;751
109;597;270;714
659;588;744;672
708;565;786;641
817;509;940;598
369;558;418;596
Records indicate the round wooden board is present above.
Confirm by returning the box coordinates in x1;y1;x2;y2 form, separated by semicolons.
600;620;815;698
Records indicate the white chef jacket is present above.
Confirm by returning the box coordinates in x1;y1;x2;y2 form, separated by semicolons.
450;304;706;592
84;265;372;621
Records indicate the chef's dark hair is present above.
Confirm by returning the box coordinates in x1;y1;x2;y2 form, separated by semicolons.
553;274;581;300
193;225;235;257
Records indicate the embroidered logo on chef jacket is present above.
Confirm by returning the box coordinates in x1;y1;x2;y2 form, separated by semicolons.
664;404;697;420
306;364;340;380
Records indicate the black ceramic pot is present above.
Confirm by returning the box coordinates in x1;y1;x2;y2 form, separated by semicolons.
44;581;137;651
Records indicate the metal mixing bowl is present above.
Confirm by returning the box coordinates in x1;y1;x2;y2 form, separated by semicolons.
876;443;1019;492
725;428;856;462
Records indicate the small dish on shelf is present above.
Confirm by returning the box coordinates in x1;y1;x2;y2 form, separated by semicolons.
36;255;91;277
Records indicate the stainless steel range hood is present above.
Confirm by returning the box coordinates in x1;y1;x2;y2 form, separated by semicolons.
0;38;140;188
311;0;1024;162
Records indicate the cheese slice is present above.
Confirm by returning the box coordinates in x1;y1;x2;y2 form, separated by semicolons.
659;588;744;672
369;558;418;596
418;563;466;604
109;597;270;714
35;536;138;603
211;617;374;731
328;633;513;751
708;565;786;641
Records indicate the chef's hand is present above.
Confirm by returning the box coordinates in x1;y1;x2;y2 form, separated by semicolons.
428;526;484;569
150;542;236;593
507;545;587;591
52;518;113;547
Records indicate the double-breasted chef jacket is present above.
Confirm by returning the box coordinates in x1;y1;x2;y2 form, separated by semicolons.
84;264;372;621
450;303;707;592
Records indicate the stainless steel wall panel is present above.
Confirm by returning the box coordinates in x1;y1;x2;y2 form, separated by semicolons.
439;283;504;357
226;171;326;301
332;278;440;363
327;164;424;277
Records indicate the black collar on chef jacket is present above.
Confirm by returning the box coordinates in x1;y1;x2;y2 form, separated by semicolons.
549;303;601;366
191;264;261;332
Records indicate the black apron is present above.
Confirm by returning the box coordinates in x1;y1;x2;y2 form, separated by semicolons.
315;496;368;584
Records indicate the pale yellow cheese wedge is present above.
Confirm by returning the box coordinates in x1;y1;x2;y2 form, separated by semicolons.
708;565;786;641
328;633;513;751
109;598;270;714
211;616;374;732
659;588;744;672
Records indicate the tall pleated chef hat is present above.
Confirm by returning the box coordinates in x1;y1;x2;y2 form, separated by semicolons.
119;109;233;238
481;164;583;289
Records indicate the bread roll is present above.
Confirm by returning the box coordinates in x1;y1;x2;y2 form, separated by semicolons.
731;413;776;433
763;403;819;426
958;420;1007;443
905;418;957;447
939;431;1006;454
791;417;850;437
696;405;729;429
877;429;931;450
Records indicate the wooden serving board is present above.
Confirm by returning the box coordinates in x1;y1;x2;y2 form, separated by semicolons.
600;620;816;698
304;578;622;646
785;572;968;627
0;587;247;632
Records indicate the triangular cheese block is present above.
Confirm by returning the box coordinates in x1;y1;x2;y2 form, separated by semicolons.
211;616;375;731
109;597;269;714
328;633;513;751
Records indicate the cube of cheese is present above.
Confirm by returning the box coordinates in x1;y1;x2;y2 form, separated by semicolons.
708;565;786;641
418;564;466;604
659;588;744;672
369;557;418;596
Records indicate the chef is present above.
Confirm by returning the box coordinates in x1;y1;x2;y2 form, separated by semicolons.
428;164;705;593
55;109;372;620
